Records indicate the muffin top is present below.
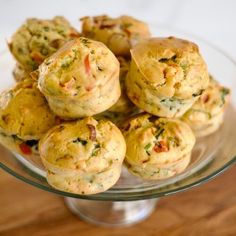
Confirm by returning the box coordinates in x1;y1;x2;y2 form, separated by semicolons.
81;15;151;56
0;78;57;140
39;117;126;173
9;16;79;71
130;37;209;100
182;77;230;123
121;113;195;165
38;37;120;98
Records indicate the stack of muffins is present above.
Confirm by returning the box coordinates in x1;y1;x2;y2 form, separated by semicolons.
0;15;230;195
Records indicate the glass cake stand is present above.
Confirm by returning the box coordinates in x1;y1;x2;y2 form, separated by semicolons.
0;25;236;227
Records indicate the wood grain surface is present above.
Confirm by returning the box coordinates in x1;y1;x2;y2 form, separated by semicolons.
0;164;236;236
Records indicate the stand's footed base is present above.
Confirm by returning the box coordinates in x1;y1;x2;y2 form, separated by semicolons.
64;197;158;227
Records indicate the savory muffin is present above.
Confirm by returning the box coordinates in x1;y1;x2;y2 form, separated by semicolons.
0;78;58;163
9;16;79;71
108;57;136;114
181;77;230;137
81;15;151;56
126;37;209;118
121;113;195;180
38;37;121;119
39;117;126;195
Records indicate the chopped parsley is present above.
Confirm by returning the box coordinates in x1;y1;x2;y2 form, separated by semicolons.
92;143;101;156
160;98;183;111
192;89;204;97
220;88;230;105
80;37;91;47
40;47;49;56
180;63;188;72
155;128;164;140
73;137;87;145
144;143;151;156
159;55;177;63
167;137;179;147
25;140;38;147
97;65;103;71
43;26;50;32
61;56;74;69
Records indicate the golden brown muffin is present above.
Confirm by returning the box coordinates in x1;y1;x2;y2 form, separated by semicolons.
38;37;121;119
121;113;195;180
0;78;58;165
9;16;79;71
0;78;57;140
182;77;230;137
81;15;151;56
126;37;209;118
39;117;126;195
108;56;136;114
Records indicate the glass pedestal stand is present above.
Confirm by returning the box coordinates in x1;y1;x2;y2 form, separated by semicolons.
65;197;158;226
0;24;236;228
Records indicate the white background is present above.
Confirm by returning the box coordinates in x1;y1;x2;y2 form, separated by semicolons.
0;0;235;61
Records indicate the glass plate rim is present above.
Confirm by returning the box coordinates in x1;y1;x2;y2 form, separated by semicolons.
1;154;235;201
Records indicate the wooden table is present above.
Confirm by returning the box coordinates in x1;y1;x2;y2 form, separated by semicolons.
0;164;236;236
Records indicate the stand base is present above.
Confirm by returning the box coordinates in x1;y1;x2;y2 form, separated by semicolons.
64;198;158;227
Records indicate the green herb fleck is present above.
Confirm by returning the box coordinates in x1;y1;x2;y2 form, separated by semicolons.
155;128;164;140
192;89;204;97
160;98;183;111
80;37;91;47
150;169;160;177
73;138;88;145
220;88;230;105
11;134;20;140
43;26;50;32
27;60;38;70
159;55;177;63
180;63;188;72
25;140;38;147
40;47;49;56
144;143;151;150
61;56;73;69
122;23;132;28
144;143;151;156
97;65;103;71
17;47;24;54
92;143;101;156
167;137;179;147
159;58;168;63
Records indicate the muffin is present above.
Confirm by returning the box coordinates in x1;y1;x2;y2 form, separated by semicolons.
81;15;151;56
39;117;126;195
126;37;210;118
9;16;79;71
0;78;58;164
181;77;230;137
108;57;136;114
38;37;121;119
121;113;195;180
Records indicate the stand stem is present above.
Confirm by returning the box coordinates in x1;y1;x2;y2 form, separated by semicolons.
64;197;158;227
